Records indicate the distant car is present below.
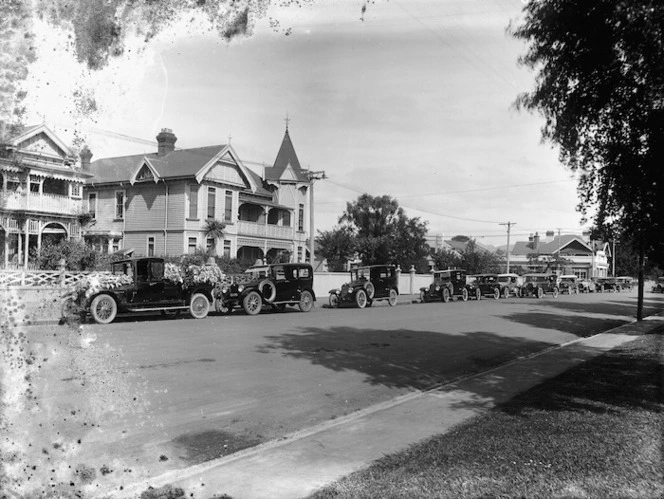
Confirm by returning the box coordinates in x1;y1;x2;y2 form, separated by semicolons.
595;277;620;293
215;263;315;315
497;273;522;298
420;269;469;303
329;265;399;308
465;275;483;300
521;273;560;298
474;273;502;300
558;275;579;294
76;257;215;324
615;276;634;291
653;277;664;293
577;279;594;293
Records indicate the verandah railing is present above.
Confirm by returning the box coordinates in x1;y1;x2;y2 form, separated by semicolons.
0;270;107;288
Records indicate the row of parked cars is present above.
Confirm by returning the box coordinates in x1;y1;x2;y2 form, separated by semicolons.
70;257;637;324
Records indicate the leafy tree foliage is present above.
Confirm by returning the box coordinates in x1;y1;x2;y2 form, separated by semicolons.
315;225;358;272
339;194;429;270
430;239;503;274
511;0;664;319
33;239;114;271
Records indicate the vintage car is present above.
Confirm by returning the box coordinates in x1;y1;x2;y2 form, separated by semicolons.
577;278;594;293
558;274;579;294
474;273;502;299
497;273;522;298
465;275;483;300
595;277;621;292
653;277;664;293
615;276;634;291
521;273;560;298
329;265;399;308
420;269;469;303
71;257;215;324
215;263;315;315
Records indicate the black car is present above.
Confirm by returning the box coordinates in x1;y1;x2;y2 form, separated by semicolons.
465;275;483;300
215;263;315;315
474;273;502;300
420;269;469;303
70;257;215;324
329;265;399;308
521;273;559;298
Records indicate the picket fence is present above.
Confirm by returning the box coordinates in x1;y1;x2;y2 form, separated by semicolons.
0;269;105;288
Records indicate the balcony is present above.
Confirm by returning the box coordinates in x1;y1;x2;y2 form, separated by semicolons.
2;191;81;215
237;220;294;240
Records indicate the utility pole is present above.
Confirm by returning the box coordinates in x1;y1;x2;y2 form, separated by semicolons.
499;221;515;273
612;239;616;277
306;170;326;265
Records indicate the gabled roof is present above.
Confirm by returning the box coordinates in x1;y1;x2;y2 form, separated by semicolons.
511;234;594;256
264;129;309;183
12;123;73;159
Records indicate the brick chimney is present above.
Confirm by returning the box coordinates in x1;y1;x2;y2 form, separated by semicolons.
545;230;555;243
533;232;540;249
156;128;177;155
79;146;93;171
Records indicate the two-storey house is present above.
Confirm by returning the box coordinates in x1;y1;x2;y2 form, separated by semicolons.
0;124;91;268
84;128;311;262
509;231;610;278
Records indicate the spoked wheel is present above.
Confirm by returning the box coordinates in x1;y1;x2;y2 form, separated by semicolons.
461;288;469;302
537;287;544;299
475;288;481;300
329;294;339;308
355;289;368;308
365;282;375;300
552;287;559;298
299;290;314;312
189;293;210;319
388;289;398;306
503;287;510;299
442;288;451;303
90;294;117;324
243;291;263;316
493;288;500;300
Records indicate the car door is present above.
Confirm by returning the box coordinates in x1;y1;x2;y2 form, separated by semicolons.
372;267;388;298
132;259;153;304
271;265;292;301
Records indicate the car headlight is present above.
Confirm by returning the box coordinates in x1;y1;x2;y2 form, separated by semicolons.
435;285;440;291
237;285;244;293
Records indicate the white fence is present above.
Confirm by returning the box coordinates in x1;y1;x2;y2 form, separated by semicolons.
0;269;102;288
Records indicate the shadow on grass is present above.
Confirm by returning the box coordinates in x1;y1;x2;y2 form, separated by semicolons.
258;327;560;390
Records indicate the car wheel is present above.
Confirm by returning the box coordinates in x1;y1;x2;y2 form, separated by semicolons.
461;288;468;302
388;289;398;306
420;290;428;303
515;287;522;298
475;288;481;300
215;299;232;315
503;287;510;299
299;290;314;312
365;282;375;300
493;288;500;300
355;289;367;308
536;287;544;299
329;294;339;308
442;287;450;303
259;279;277;303
243;291;263;316
90;294;117;324
616;286;621;293
190;293;210;319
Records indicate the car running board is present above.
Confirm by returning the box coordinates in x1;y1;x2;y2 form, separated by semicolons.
126;305;189;312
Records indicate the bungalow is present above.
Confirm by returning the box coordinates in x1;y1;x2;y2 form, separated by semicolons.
83;127;312;263
509;231;610;278
0;124;91;268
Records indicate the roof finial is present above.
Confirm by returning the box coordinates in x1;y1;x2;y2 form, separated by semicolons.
284;112;290;132
228;133;232;144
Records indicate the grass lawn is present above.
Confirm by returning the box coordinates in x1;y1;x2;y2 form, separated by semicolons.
308;329;664;499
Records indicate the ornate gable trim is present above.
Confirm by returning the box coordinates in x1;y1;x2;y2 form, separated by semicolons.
130;158;160;185
195;145;257;192
13;124;72;159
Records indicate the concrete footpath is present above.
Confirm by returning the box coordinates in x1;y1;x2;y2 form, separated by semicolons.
115;313;664;499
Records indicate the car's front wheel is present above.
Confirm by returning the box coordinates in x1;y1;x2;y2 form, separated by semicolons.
388;289;398;306
190;293;210;319
536;287;544;299
442;287;451;303
243;291;263;316
493;288;500;300
299;290;314;312
420;290;428;303
503;287;510;299
475;288;481;300
90;294;117;324
355;289;368;308
461;288;469;302
329;294;339;308
552;287;559;298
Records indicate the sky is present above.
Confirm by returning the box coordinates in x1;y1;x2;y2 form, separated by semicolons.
22;0;590;248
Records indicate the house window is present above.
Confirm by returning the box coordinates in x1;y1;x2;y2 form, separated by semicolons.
223;240;231;258
147;236;155;257
207;187;216;220
206;237;214;251
297;246;303;262
225;190;233;222
115;191;124;220
88;193;97;218
298;204;304;231
189;184;199;219
112;239;120;253
70;183;81;198
188;237;197;254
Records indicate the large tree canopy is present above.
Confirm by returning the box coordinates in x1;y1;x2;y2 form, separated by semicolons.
338;193;429;270
511;0;664;319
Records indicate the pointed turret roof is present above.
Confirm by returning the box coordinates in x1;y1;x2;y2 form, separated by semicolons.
264;128;309;182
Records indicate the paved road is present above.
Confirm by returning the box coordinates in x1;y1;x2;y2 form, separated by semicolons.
31;291;664;487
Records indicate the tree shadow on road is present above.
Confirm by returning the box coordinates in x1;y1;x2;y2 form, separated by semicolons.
258;327;556;390
526;295;664;320
500;311;627;337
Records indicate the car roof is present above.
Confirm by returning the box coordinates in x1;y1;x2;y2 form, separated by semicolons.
498;273;519;277
559;274;577;278
353;265;395;270
523;273;556;277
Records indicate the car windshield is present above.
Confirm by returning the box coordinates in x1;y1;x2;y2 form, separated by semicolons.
480;275;497;283
245;267;269;279
351;268;369;282
524;275;545;283
560;277;575;282
112;261;133;277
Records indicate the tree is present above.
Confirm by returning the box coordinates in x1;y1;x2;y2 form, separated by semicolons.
315;225;357;272
339;194;429;270
203;219;226;252
511;1;664;320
